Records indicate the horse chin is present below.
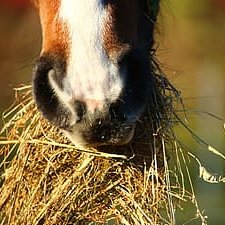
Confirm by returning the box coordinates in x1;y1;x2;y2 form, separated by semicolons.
63;123;135;148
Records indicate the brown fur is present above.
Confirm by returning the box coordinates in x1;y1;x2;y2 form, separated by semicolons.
34;0;69;59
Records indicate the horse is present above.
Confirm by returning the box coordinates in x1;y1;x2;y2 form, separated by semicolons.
32;0;160;149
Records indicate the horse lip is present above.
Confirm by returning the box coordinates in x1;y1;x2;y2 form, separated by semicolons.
108;126;135;146
62;120;136;147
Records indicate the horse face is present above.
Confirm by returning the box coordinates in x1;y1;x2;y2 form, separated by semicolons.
33;0;154;147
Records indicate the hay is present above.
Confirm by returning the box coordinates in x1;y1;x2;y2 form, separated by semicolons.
1;1;224;223
0;67;209;225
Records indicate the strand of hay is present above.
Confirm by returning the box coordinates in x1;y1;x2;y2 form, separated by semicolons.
0;71;208;225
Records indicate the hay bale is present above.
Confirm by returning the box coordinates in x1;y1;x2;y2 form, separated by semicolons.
0;71;207;224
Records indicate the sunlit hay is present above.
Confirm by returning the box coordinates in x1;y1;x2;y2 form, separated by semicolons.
0;3;209;223
0;85;165;225
0;66;210;225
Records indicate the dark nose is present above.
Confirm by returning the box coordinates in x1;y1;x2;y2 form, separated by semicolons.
32;54;71;128
33;55;58;118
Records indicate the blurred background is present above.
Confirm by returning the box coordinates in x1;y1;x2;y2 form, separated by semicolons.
0;0;224;224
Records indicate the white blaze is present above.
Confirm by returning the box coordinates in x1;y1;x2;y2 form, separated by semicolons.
58;0;123;112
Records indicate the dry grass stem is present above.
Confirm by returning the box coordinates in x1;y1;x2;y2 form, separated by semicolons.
0;72;210;224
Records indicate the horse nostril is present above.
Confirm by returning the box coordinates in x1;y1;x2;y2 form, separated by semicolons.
32;56;56;115
74;100;86;122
